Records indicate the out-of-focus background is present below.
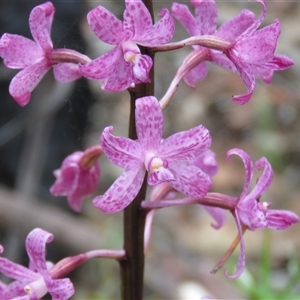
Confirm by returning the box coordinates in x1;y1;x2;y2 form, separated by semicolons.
0;0;300;299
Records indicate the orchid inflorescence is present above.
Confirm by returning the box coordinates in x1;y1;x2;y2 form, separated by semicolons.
0;0;298;299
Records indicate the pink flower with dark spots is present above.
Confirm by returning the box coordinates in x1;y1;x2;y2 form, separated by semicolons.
50;146;101;212
224;0;294;104
0;228;74;300
225;148;299;278
79;0;175;92
171;0;256;88
94;96;212;214
0;2;85;106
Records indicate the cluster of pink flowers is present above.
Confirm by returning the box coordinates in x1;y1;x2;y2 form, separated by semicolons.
0;0;292;106
0;0;298;298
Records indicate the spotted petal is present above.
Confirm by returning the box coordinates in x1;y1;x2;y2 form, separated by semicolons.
226;149;253;200
192;0;218;35
79;45;122;80
244;157;273;202
265;209;299;230
101;126;143;169
87;5;125;44
0;34;43;68
167;161;212;198
29;2;54;50
135;96;163;150
93;166;146;213
158;125;211;161
226;50;255;105
9;58;51;106
202;205;226;229
124;0;153;39
235;21;280;64
137;8;175;46
215;9;256;42
26;228;75;300
53;63;82;82
171;2;198;37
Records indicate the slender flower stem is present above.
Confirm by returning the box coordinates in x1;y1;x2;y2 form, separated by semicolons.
49;48;91;64
120;1;155;298
159;48;209;109
141;192;238;211
50;250;125;279
85;249;126;260
211;225;247;274
79;145;103;168
144;183;174;253
150;35;232;53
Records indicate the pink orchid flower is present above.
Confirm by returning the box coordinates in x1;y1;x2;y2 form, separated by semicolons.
224;0;294;104
94;96;212;214
226;148;299;278
79;0;175;92
171;0;256;88
0;228;74;300
0;2;85;106
50;146;101;212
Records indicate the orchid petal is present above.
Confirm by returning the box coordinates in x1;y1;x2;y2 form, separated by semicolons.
46;278;74;300
0;258;38;282
29;2;54;50
135;96;163;150
93;166;146;213
139;8;175;46
124;0;152;39
264;54;294;71
53;63;82;82
184;59;208;88
236;0;266;42
226;50;255;105
97;48;139;91
87;5;125;44
193;149;218;178
171;2;198;37
235;20;280;64
265;210;299;230
215;9;256;42
167;161;212;198
79;46;122;80
226;149;253;200
50;164;78;196
192;0;218;35
202;205;227;229
238;200;267;230
101;126;143;169
159;125;211;161
0;34;43;68
100;57;136;91
252;54;293;83
132;53;152;82
224;211;246;279
147;167;174;186
0;280;28;299
25;228;53;278
244;157;273;202
9;59;50;106
50;153;100;213
210;51;236;73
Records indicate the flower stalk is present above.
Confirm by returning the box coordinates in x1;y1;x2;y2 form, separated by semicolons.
120;1;155;298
